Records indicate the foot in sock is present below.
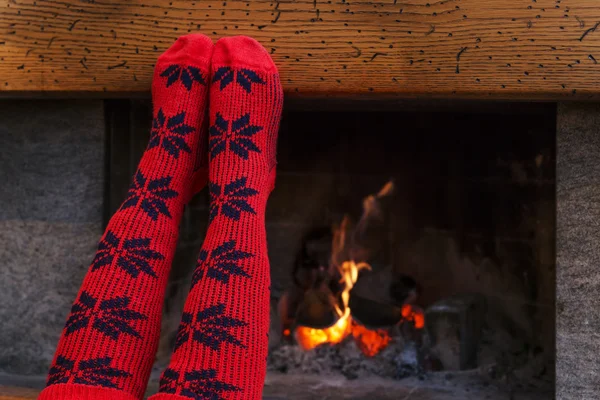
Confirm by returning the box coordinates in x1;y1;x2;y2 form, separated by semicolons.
38;34;213;400
149;36;283;400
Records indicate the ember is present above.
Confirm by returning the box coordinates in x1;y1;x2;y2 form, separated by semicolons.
402;304;425;329
351;321;391;357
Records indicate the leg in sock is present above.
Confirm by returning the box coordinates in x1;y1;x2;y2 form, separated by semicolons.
149;36;283;400
38;34;213;400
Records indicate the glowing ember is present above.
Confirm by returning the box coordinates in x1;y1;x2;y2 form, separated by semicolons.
351;321;392;357
401;304;425;329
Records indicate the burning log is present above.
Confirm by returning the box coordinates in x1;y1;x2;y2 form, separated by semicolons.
277;226;338;340
280;180;426;358
294;286;339;329
294;259;370;350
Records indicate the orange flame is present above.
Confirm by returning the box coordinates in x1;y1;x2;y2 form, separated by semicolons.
296;260;377;353
351;321;392;357
295;260;370;351
295;259;426;356
294;199;425;357
295;314;351;350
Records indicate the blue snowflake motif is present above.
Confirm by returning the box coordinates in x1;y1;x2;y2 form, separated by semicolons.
209;177;258;224
209;112;262;160
47;356;131;389
91;230;164;278
160;64;206;90
64;291;147;339
192;240;252;288
148;109;196;159
120;170;179;220
174;303;247;351
159;368;241;400
212;67;265;93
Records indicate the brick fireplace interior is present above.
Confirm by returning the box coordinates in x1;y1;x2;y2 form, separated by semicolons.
0;99;555;399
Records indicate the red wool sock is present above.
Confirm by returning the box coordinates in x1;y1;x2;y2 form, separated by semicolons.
149;36;283;400
38;34;213;400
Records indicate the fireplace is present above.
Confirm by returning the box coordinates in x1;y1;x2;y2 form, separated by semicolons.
148;100;555;398
0;99;555;399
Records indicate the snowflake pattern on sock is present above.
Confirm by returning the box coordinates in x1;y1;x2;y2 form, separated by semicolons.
208;177;258;224
120;171;179;220
212;67;265;93
160;64;206;91
91;231;164;278
149;109;196;159
64;291;147;339
159;368;241;400
174;303;248;351
191;240;252;287
209;112;262;160
47;356;131;389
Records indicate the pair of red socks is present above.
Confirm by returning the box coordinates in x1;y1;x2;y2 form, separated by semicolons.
38;34;283;400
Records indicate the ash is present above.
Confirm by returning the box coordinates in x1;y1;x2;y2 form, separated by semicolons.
268;335;420;380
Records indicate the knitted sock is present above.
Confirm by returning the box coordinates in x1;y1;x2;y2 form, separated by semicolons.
38;34;213;400
149;36;283;400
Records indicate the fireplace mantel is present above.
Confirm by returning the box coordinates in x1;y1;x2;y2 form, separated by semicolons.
1;0;599;99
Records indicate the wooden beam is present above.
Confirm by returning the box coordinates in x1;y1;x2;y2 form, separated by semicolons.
1;0;600;98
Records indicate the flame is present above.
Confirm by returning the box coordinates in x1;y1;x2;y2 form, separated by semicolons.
351;321;392;357
294;259;425;356
296;260;373;352
295;313;351;350
293;189;425;357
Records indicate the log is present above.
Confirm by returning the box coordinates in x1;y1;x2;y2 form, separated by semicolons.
1;0;600;98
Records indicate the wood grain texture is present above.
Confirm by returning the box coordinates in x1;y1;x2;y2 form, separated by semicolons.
1;0;600;97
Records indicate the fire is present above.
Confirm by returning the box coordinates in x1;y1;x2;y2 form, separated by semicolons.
295;313;351;350
295;260;368;351
296;260;396;356
293;254;425;357
293;185;425;357
294;262;425;356
351;321;392;357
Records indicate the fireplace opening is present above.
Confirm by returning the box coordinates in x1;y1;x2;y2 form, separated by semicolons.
256;102;555;399
103;100;555;399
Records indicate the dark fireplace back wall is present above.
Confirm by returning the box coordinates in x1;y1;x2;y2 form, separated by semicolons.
103;101;556;366
0;99;556;378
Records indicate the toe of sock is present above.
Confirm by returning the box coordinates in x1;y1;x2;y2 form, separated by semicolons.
213;36;277;73
158;34;214;65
